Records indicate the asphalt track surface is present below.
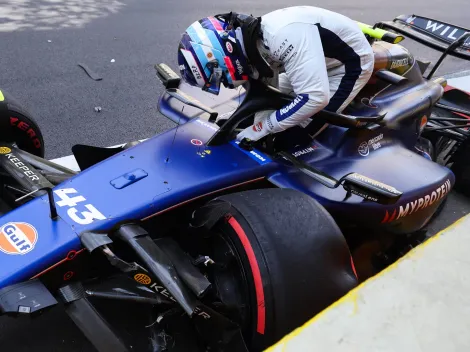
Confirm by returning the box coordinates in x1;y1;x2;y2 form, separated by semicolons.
0;0;469;351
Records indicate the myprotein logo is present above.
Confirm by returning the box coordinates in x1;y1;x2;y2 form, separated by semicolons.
0;222;38;255
382;179;452;223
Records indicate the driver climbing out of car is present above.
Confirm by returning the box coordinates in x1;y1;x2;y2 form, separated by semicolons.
177;6;375;141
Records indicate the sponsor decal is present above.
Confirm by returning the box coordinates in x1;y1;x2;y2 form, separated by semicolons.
358;142;369;156
194;307;211;319
350;189;378;202
404;16;470;48
279;44;295;61
10;117;42;149
179;64;185;71
266;116;274;130
249;150;266;162
5;152;40;181
195;119;219;132
149;282;177;302
231;141;271;165
273;39;289;57
390;58;409;69
252;122;263;132
292;145;318;158
191;139;203;146
148;281;212;318
426;21;460;40
218;109;236;119
235;59;244;75
225;41;233;53
358;134;384;156
349;173;401;195
54;188;106;225
0;147;11;154
134;273;152;285
0;222;38;255
278;95;305;118
382;179;452;223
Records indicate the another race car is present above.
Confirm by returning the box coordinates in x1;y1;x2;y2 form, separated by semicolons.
0;13;467;352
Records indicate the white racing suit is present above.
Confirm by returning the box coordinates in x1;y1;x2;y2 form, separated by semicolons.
236;6;375;141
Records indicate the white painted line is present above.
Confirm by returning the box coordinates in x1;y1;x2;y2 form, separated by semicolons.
50;154;80;172
50;140;147;172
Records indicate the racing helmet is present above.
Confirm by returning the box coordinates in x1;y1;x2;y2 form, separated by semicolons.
177;16;251;95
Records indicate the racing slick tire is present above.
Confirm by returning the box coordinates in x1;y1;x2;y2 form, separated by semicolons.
0;89;45;157
208;188;358;351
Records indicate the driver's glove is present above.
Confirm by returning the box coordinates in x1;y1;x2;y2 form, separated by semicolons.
236;110;281;142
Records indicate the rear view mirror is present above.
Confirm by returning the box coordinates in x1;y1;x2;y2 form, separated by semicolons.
155;63;181;90
342;173;402;205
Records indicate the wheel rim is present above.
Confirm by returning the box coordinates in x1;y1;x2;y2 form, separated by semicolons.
206;227;255;340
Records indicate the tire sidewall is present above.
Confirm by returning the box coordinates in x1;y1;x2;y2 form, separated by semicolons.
216;210;276;351
0;92;45;157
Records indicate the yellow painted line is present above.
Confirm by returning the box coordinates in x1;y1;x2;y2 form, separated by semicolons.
0;90;4;102
265;213;470;351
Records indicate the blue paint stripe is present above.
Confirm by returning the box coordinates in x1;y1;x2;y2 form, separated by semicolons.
189;43;211;78
206;31;226;55
186;25;203;45
275;94;309;122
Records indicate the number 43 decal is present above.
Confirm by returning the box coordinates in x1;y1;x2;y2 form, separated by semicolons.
54;188;106;225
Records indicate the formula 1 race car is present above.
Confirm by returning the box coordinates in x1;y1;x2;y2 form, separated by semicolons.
0;13;467;352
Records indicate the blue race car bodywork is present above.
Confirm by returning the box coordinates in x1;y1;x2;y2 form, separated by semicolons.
0;59;454;289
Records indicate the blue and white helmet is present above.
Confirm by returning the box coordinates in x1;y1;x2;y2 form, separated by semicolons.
178;16;250;95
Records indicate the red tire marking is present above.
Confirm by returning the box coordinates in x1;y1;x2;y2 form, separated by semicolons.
227;216;265;335
381;210;389;224
350;256;358;279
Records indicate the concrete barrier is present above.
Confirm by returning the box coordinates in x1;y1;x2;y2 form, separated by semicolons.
266;214;470;352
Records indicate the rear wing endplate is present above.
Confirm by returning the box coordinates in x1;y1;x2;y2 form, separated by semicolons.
377;15;470;60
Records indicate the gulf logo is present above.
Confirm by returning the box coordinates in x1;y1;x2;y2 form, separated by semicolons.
0;222;38;255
